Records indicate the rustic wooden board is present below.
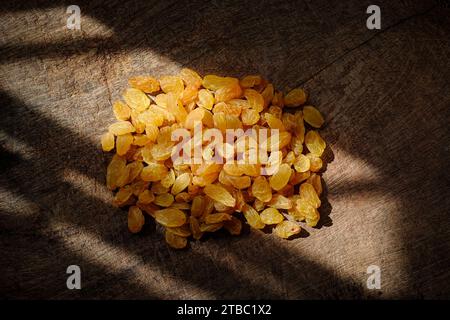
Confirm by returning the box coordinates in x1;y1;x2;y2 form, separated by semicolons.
0;0;449;299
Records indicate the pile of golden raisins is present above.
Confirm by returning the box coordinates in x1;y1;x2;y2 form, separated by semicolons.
101;68;327;249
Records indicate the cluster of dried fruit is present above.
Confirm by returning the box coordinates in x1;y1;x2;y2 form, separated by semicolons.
101;68;327;249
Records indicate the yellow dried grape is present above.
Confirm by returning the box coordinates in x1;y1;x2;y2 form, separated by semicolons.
240;75;262;88
242;204;265;229
175;192;192;202
306;153;323;172
213;102;241;117
165;229;187;249
205;213;232;224
266;131;292;151
214;201;230;212
138;190;154;204
274;220;301;239
204;184;236;207
101;132;115;151
260;207;284;224
131;180;149;196
106;154;126;190
138;109;164;127
132;134;151;146
303;106;324;128
272;91;284;107
269;163;292;191
171;202;191;210
306;173;323;196
151;143;173;161
281;113;297;131
241;108;260;125
220;172;251;190
254;198;265;211
295;198;318;220
284;88;307;107
214;82;242;103
223;163;244;176
197;89;215;110
113;186;133;207
116;133;133;156
167;224;192;237
268;105;282;119
265;113;285;131
291;135;304;155
244;89;264;112
300;182;321;208
267;194;292;209
115;164;130;188
227;99;250;110
128;206;145;233
192;172;219;187
306;215;320;227
189;216;203;240
154;193;175;207
223;216;242;235
294;154;310;173
185;107;212;130
126;161;143;183
190;195;204;217
161;169;176;188
102;69;330;248
140;162;168;182
171;173;191;195
129;76;160;93
109;121;135;136
166;92;188;124
123;88;150;112
261;84;274;109
154;208;186;227
203;75;239;91
252;176;272;202
181;85;199;105
151;181;170;195
213;113;243;132
305;130;326;156
113;101;131;120
160;75;184;97
200;222;224;232
180;68;202;88
130;112;146;134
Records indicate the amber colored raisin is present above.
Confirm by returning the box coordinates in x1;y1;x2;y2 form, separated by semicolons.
242;204;265;229
113;101;131;120
252;176;272;202
129;76;160;93
260;207;284;224
300;182;321;208
154;208;186;227
101;132;115;151
269;163;292;191
303;105;324;128
128;206;145;233
123;88;150;112
274;220;301;239
165;229;187;249
284;88;307;107
204;184;236;207
305;130;326;156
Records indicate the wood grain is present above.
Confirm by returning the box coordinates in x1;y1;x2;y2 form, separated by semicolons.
0;0;449;299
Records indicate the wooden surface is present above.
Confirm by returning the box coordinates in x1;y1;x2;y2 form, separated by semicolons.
1;0;449;299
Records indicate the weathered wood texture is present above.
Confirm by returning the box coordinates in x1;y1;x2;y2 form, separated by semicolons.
0;0;449;299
